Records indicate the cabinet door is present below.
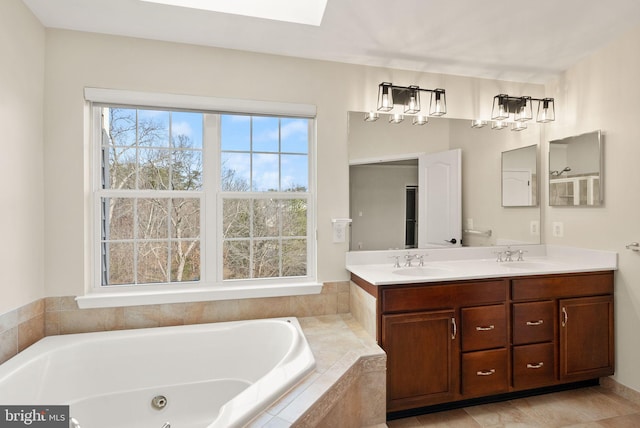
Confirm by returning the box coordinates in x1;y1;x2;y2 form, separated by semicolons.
559;295;614;380
382;310;459;411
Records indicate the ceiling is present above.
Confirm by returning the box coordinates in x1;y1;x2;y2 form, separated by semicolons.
22;0;640;84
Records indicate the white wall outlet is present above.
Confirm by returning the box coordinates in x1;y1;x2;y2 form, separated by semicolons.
466;218;474;229
530;220;539;235
552;221;564;237
332;222;346;243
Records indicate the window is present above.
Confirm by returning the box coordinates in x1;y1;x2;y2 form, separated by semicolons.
94;102;314;290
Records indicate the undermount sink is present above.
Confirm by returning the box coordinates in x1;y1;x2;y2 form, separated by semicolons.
393;267;452;277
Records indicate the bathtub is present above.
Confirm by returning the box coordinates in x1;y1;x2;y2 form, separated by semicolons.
0;317;315;428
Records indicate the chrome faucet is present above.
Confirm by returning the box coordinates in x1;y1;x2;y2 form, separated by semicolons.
516;249;527;261
494;247;524;262
404;252;417;267
503;247;513;262
389;255;401;268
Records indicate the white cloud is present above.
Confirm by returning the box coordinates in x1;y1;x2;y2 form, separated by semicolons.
171;120;193;137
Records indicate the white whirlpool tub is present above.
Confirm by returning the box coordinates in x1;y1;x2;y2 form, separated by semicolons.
0;317;316;428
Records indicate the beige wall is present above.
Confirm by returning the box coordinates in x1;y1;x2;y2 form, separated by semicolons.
0;0;45;314
545;25;640;392
42;29;542;298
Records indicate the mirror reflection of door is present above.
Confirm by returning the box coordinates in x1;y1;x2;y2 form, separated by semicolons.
418;149;462;248
503;169;532;206
501;145;538;207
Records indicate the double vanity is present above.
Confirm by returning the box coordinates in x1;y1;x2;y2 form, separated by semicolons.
347;245;617;417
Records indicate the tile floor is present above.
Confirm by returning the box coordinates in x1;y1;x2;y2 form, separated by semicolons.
386;387;640;427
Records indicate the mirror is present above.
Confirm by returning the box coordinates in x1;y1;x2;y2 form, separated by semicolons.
549;130;603;206
348;112;542;250
502;145;538;207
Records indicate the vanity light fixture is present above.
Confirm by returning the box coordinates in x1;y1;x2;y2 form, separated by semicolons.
471;120;488;128
515;96;533;122
374;82;447;116
491;94;555;124
537;98;555;123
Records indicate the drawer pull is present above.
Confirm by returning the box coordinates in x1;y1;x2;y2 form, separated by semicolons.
562;307;568;327
526;362;544;369
475;325;495;331
526;320;544;326
476;369;496;376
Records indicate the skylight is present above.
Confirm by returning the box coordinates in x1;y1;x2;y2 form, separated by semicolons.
140;0;328;26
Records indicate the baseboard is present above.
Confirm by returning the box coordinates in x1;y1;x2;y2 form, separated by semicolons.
600;376;640;406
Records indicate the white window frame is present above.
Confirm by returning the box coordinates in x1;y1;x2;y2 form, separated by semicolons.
79;88;319;309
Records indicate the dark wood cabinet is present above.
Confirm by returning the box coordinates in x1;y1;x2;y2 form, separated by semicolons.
380;280;508;412
383;310;459;411
511;271;614;389
354;269;615;415
559;295;614;380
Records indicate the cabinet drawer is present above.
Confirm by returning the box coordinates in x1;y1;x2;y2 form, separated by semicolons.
462;348;509;396
512;271;613;301
513;343;555;389
513;301;554;345
461;304;507;351
382;280;507;313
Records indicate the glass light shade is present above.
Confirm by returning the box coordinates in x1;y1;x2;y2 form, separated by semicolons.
491;120;508;130
511;122;528;131
515;97;533;122
412;115;428;125
491;95;509;120
364;111;379;122
377;82;394;112
389;113;404;124
471;120;487;128
429;90;446;116
404;86;421;114
537;98;555;123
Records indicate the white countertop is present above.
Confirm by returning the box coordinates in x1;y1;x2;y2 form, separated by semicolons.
346;245;618;286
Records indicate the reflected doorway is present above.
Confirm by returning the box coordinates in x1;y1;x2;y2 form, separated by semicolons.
405;186;418;248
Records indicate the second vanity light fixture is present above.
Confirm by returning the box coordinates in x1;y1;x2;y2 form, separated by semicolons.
472;94;555;132
365;82;447;125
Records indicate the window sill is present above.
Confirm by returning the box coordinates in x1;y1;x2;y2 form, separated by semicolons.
76;282;323;309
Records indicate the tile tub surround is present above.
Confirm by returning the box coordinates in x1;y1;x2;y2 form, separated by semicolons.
0;281;349;364
249;314;386;427
0;299;44;364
